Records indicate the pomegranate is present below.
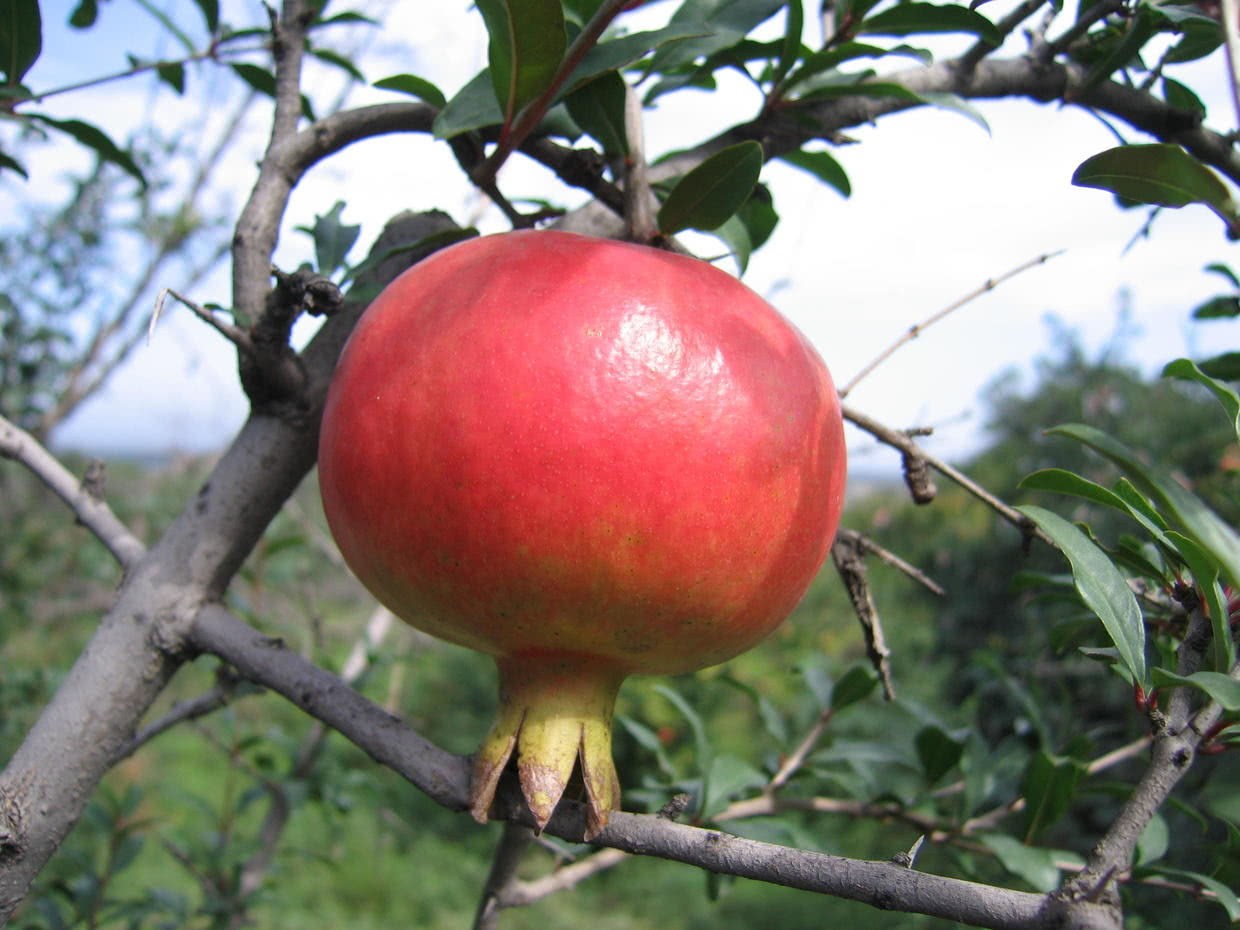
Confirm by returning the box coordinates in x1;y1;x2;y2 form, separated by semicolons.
318;230;846;837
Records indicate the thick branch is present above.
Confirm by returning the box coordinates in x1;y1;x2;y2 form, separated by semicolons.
188;605;1109;930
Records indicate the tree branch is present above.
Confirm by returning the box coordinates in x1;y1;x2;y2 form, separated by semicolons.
0;414;146;568
188;604;1116;930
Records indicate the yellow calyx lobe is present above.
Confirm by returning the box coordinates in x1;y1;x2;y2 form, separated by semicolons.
470;653;624;840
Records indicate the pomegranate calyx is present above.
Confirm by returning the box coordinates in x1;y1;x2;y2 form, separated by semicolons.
470;654;623;840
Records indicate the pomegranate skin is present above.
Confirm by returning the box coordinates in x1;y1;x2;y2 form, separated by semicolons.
318;229;846;834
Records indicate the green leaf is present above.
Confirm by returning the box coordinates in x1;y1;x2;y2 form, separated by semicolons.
858;2;1001;42
1151;669;1240;710
658;140;764;234
27;114;147;189
297;201;359;277
702;754;767;818
1151;867;1240;921
1019;504;1147;686
194;0;220;33
1;0;41;85
654;683;712;768
1162;76;1206;117
308;45;366;83
777;148;851;197
1071;144;1238;233
1134;812;1169;866
1191;295;1240;319
1166;17;1222;63
1048;424;1240;593
709;185;777;273
915;725;964;784
650;0;787;71
433;70;503;139
566;24;710;91
156;61;186;94
231;62;278;97
1162;357;1240;440
476;0;566;125
1019;468;1170;543
1021;750;1085;841
69;0;98;28
830;664;879;711
773;0;804;87
564;70;627;157
0;149;28;178
916;90;990;134
373;73;447;108
980;834;1070;892
1204;260;1240;288
1200;351;1240;380
134;0;195;53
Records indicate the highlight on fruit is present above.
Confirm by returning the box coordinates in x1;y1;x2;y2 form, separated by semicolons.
318;229;847;838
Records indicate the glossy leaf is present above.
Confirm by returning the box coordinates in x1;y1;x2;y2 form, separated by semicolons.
27;115;147;189
1019;468;1170;544
565;70;628;157
858;2;1001;42
1150;669;1240;710
1048;424;1240;593
309;46;366;83
711;184;778;272
1;0;41;84
373;73;447;108
778;148;851;196
476;0;566;124
773;0;804;87
1071;144;1238;232
1162;76;1206;117
1162;358;1239;440
1204;260;1239;288
1019;504;1147;686
657;141;764;234
433;70;503;138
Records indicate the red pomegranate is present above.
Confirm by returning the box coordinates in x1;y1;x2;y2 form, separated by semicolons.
318;230;846;837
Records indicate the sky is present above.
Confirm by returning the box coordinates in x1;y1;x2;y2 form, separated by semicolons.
13;0;1240;466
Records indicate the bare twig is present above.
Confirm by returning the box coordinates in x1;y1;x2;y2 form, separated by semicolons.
474;822;536;930
502;847;630;907
842;404;1051;545
832;533;897;700
112;673;262;764
839;250;1063;398
957;0;1054;75
0;414;146;568
153;288;254;354
840;528;946;597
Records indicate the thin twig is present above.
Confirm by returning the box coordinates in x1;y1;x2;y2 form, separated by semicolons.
841;528;946;596
473;822;536;930
153;288;254;354
502;847;630;907
841;404;1051;545
839;250;1064;398
0;415;146;568
956;0;1052;73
